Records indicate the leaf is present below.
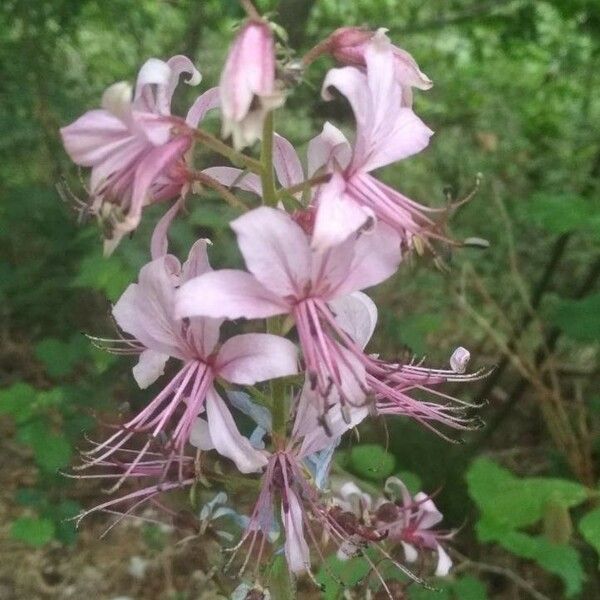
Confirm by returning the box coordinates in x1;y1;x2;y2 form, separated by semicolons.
316;554;371;599
46;500;81;546
73;252;134;301
579;507;600;566
467;458;587;528
549;294;600;343
0;382;36;423
477;519;584;597
391;312;444;356
451;576;488;600
11;517;55;546
526;193;600;238
267;555;296;599
35;335;89;378
15;488;45;508
395;470;422;495
349;444;396;482
18;420;72;473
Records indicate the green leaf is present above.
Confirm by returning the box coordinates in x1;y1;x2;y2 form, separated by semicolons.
316;554;371;599
549;294;600;343
526;193;600;237
391;312;444;356
394;471;422;495
0;382;36;422
467;458;587;528
267;555;296;599
47;500;81;546
579;507;600;565
349;444;396;482
18;420;72;473
11;517;55;546
15;488;45;508
477;518;584;597
35;336;89;378
73;252;134;301
410;583;452;600
451;576;488;600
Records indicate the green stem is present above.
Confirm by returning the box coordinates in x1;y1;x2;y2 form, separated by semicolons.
260;111;277;207
193;128;264;174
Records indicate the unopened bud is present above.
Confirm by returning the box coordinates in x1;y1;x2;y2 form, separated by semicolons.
450;346;470;373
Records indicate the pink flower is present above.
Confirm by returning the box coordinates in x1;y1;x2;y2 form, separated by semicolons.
374;478;454;577
327;27;432;106
312;30;440;251
60;55;219;253
175;206;402;420
219;20;283;149
84;219;299;481
218;383;367;575
175;206;482;434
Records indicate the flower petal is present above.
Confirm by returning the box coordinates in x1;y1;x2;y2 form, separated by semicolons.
334;223;402;296
150;199;182;259
307;121;352;175
186;87;220;127
231;207;312;299
132;349;169;389
312;172;374;249
216;333;298;384
435;543;452;577
176;269;288;320
201;166;262;196
282;489;311;573
189;417;214;451
328;291;377;350
112;257;184;358
273;133;304;188
205;387;268;473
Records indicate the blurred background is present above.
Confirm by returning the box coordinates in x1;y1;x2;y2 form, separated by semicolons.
1;0;599;598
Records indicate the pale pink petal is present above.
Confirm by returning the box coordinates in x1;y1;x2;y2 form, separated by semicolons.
60;109;131;167
187;317;223;359
181;239;212;281
205;386;268;473
312;172;374;249
112;257;184;358
216;333;298;384
134;58;172;112
359;107;433;173
186;87;220;127
202;166;262;196
435;544;452;577
176;270;288;321
132;349;169;389
322;66;370;132
414;492;444;529
401;542;418;563
189;417;214;451
282;489;311;573
159;55;201;115
231;207;311;298
328;291;377;350
333;223;402;296
307;121;352;175
273;133;304;188
150;199;182;259
113;136;190;245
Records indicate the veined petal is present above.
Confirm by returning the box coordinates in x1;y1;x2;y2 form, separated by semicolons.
189;417;215;451
231;207;312;299
159;55;201;115
133;349;169;389
307;121;352;175
312;172;374;249
176;269;288;321
205;387;268;473
60;109;131;167
282;489;311;573
328;291;378;350
202;166;262;196
273;133;304;188
134;58;172;112
186;87;220;127
112;257;184;358
181;239;212;281
150;199;182;259
216;333;298;385
334;222;402;296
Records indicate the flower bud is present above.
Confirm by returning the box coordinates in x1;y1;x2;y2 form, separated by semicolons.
219;20;283;149
450;346;471;374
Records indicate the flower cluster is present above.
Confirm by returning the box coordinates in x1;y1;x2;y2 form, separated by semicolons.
61;5;485;597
